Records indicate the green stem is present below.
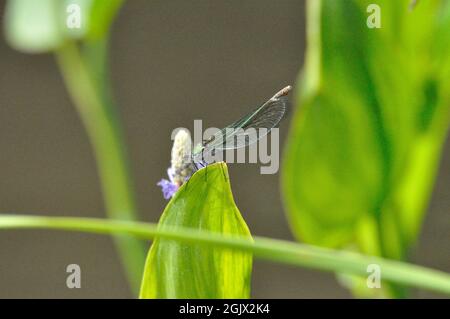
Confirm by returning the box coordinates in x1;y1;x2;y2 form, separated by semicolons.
1;214;450;296
55;41;146;293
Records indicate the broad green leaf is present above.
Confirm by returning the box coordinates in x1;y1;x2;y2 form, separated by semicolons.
283;0;450;262
4;0;124;53
140;163;253;299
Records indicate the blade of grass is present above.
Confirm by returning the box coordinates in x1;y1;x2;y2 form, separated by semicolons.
1;214;450;296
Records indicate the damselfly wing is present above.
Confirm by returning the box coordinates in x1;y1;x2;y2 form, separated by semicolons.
192;85;292;168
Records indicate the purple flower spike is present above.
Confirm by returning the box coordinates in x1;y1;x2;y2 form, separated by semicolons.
158;129;195;200
157;179;179;199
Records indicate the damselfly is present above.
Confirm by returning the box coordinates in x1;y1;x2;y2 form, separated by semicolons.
158;85;292;199
191;85;292;170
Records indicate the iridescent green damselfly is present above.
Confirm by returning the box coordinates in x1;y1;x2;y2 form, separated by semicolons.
191;85;292;170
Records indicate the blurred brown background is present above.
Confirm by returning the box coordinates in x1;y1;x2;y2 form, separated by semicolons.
0;0;448;298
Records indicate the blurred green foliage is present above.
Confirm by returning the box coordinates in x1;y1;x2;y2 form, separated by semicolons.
4;0;148;293
140;163;253;298
4;0;123;53
283;0;450;296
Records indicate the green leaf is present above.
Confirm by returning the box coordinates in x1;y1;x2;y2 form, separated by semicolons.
283;0;450;260
84;0;124;40
4;0;124;53
139;163;253;299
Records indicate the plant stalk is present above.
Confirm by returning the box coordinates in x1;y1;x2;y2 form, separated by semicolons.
1;214;450;296
55;41;146;294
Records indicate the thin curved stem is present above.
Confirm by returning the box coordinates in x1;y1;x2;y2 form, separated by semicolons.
55;41;146;293
1;214;450;296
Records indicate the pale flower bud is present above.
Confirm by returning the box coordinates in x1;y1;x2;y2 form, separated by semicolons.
157;129;195;199
170;129;194;186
